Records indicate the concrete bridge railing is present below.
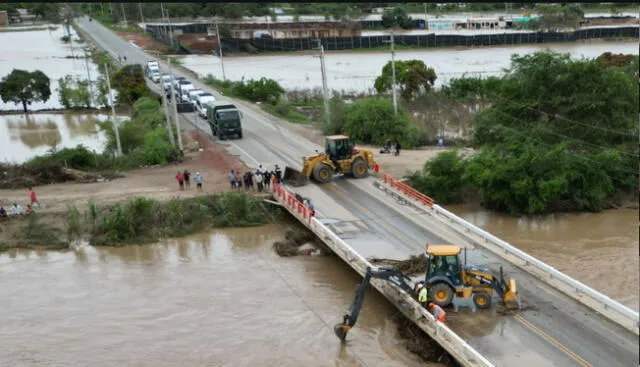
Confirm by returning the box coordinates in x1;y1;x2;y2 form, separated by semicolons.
377;174;640;336
272;183;495;367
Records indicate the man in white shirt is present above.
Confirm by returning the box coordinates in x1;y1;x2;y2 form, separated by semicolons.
10;202;24;215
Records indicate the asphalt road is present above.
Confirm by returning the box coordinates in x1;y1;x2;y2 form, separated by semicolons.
77;17;639;367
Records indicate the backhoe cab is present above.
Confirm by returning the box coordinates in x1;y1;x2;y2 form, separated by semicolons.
283;135;376;187
424;244;520;310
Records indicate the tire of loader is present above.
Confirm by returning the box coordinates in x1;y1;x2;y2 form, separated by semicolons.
313;163;333;183
472;291;492;309
429;283;454;307
351;158;368;178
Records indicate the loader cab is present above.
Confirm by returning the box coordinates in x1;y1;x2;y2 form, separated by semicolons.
425;244;462;286
325;135;354;161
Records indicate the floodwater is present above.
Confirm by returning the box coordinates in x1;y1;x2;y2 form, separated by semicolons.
182;41;639;94
0;25;101;111
0;113;120;164
447;205;640;311
0;224;435;367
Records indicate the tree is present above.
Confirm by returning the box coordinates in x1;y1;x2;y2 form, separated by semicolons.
535;4;584;31
374;60;437;99
0;69;51;113
381;7;413;29
112;65;150;105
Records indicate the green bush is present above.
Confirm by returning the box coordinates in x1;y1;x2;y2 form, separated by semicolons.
340;98;425;148
406;151;466;204
140;128;178;165
25;145;96;171
133;97;161;116
232;77;285;104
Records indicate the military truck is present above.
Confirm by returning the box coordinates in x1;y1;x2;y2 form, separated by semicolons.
204;101;243;140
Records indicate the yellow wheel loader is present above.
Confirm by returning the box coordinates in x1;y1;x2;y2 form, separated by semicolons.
424;244;520;310
283;135;376;187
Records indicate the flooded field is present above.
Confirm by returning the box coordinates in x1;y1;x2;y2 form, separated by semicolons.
182;41;639;94
0;26;100;111
0;113;118;163
0;224;438;367
447;205;640;311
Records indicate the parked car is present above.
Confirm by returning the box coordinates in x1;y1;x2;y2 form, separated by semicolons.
187;89;206;107
195;93;216;117
179;83;195;103
161;74;172;91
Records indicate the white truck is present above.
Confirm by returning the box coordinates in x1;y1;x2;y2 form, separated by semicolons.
187;89;206;107
161;74;172;91
145;60;160;83
195;93;215;117
179;83;195;103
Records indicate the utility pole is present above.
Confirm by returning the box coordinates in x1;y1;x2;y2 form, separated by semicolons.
168;57;184;153
215;21;226;80
120;3;128;28
104;64;122;156
150;49;175;147
138;3;144;23
83;48;94;108
384;31;398;116
313;39;330;126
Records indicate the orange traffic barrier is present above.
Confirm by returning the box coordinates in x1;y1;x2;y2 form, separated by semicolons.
381;173;435;207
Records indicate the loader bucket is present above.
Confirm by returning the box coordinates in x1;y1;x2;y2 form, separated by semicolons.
334;323;350;342
503;279;520;310
283;166;308;187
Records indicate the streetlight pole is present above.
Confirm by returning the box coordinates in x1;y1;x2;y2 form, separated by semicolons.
120;3;127;28
149;50;175;147
168;57;184;153
138;3;144;23
104;63;122;156
384;31;398;116
215;21;226;80
83;47;94;108
313;39;330;126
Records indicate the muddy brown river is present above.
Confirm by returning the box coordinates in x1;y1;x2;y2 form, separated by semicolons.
0;210;637;365
0;224;434;367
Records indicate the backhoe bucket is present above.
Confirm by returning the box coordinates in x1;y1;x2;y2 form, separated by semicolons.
283;166;308;187
503;279;520;310
334;323;350;342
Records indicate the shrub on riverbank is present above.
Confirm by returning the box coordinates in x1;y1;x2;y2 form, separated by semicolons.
88;193;279;245
408;51;639;215
203;74;284;103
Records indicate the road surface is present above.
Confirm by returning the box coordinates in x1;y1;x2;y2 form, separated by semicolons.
76;17;639;367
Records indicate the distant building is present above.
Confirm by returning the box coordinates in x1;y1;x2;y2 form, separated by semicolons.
228;21;361;39
428;19;456;31
0;11;8;27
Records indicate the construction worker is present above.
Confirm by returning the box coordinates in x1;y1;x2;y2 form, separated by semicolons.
428;302;446;323
417;283;428;307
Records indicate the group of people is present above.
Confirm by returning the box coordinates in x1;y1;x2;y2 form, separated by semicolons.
228;164;283;192
0;187;40;220
175;169;203;191
416;282;447;323
380;139;402;156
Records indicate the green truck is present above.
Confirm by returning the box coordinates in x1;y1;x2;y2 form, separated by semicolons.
204;101;243;140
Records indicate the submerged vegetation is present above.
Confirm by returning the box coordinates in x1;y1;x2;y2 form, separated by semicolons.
1;193;279;251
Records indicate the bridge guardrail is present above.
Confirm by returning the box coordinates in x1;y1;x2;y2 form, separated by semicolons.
272;183;494;367
377;174;640;335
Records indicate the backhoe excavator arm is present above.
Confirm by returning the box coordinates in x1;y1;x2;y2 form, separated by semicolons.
334;266;415;341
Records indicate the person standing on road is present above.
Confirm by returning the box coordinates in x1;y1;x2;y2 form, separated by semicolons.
28;187;40;207
263;171;271;190
255;169;263;192
394;139;401;156
183;169;191;189
274;165;282;184
417;283;428;308
428;302;446;323
194;171;203;191
228;170;235;190
176;171;185;190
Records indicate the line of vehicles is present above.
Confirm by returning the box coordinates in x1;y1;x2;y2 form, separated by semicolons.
145;59;243;140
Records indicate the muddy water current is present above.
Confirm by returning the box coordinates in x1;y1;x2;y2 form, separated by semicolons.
182;41;639;94
0;224;437;367
0;113;126;164
447;205;639;311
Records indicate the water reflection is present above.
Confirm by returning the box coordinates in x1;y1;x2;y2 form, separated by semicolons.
0;113;118;163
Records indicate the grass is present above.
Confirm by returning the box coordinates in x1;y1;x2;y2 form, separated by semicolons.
263;103;311;124
0;193;281;251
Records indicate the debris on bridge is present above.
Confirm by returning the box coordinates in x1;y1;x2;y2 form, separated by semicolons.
273;228;327;257
369;254;427;276
393;313;458;366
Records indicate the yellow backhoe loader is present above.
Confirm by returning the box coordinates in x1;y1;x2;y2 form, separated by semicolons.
334;244;520;341
283;135;376;187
